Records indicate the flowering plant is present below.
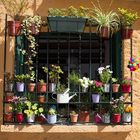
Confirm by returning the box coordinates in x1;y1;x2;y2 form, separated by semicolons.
24;101;44;117
110;96;124;114
124;106;132;113
122;77;132;85
79;77;93;89
91;80;104;93
10;96;27;113
98;65;113;84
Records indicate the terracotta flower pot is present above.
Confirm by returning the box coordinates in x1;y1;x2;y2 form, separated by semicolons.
8;21;21;36
5;92;14;102
121;27;133;39
28;83;36;92
70;114;78;123
112;84;120;92
16;113;24;123
37;83;47;93
79;111;90;123
38;95;46;103
100;26;110;38
122;84;131;93
112;114;121;123
4;113;13;122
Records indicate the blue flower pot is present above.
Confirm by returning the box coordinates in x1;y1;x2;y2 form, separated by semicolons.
16;82;24;92
47;115;57;124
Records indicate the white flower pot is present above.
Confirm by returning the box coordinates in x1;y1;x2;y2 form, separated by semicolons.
49;83;56;92
123;112;131;123
102;114;110;123
104;84;110;92
27;114;35;123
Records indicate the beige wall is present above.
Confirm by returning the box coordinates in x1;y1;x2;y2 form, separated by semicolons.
0;0;140;139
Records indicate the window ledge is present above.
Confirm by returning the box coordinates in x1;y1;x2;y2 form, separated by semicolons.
1;125;132;133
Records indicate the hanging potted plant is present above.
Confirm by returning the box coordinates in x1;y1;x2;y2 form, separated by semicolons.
118;8;139;39
22;15;42;35
68;71;80;92
48;64;63;92
91;2;120;38
5;72;14;92
110;96;124;123
15;74;30;92
47;108;57;124
38;94;46;103
37;66;48;93
27;71;36;93
24;101;44;123
1;0;31;36
123;106;132;123
98;65;113;92
91;80;104;103
112;78;120;92
37;79;47;93
121;77;132;93
70;111;78;123
48;6;89;32
79;77;93;92
11;96;27;123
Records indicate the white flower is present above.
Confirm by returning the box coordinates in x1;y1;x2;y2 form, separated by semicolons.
98;67;104;71
106;65;110;69
109;70;113;74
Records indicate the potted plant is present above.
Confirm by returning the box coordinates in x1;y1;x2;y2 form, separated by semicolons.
112;78;120;92
52;83;76;103
15;74;30;92
68;71;80;92
47;108;57;124
110;96;124;123
70;111;78;123
27;71;36;92
48;6;88;32
121;77;132;93
4;112;13;122
37;79;47;93
118;8;139;39
38;94;46;103
79;77;93;92
93;111;102;123
98;65;113;92
37;66;48;93
102;112;110;124
22;15;42;35
123;106;132;123
79;105;90;123
1;0;31;36
91;80;104;103
24;101;44;123
49;64;63;92
11;96;27;123
91;2;120;38
5;72;14;92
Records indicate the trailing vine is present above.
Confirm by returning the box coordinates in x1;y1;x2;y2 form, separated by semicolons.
21;15;42;81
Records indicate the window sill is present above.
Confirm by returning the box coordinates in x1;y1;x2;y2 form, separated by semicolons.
1;124;132;133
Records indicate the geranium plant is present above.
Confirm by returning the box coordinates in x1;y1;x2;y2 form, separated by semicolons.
110;96;124;114
10;96;27;113
122;77;132;85
98;65;113;84
91;80;104;93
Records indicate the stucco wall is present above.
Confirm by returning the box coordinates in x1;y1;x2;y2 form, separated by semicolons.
0;0;140;140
